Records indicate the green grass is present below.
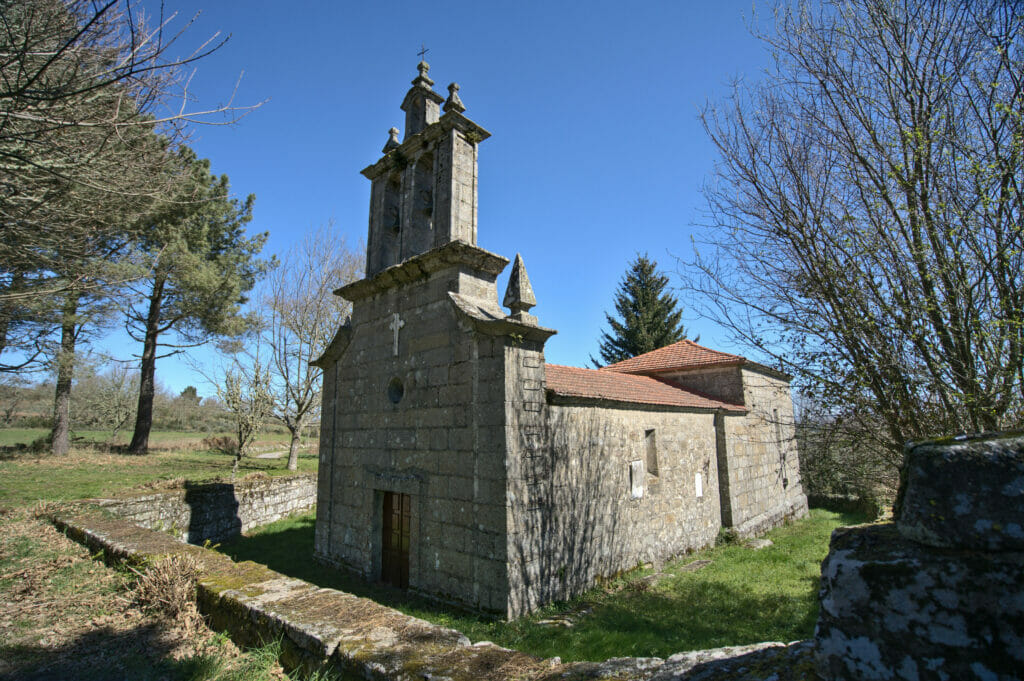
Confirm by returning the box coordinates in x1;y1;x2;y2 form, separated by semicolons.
218;508;866;662
0;428;49;446
0;437;317;507
0;427;302;448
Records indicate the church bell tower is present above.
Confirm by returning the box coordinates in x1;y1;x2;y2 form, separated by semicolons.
361;61;491;276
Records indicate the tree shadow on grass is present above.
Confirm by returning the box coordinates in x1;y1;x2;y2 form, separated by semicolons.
0;622;215;681
503;574;824;661
216;515;484;624
216;514;833;661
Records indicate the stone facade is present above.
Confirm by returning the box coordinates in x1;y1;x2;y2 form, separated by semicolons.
507;403;724;614
717;367;808;537
314;62;807;618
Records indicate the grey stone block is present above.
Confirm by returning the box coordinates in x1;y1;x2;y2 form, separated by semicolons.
898;433;1024;551
816;523;1024;681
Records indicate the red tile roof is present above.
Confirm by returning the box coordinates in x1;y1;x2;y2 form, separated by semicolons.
600;339;745;375
545;364;745;412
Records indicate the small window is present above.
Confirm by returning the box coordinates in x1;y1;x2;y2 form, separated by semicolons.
630;460;644;499
387;377;404;404
645;429;658;477
695;472;703;498
773;409;782;448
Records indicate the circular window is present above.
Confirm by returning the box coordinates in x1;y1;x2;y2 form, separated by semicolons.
387;377;404;404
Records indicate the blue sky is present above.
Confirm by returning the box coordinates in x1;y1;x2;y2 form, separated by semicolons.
129;0;771;395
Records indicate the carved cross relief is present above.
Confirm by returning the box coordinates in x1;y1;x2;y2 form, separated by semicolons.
389;313;405;356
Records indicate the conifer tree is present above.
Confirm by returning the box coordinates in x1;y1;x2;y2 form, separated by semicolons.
594;255;687;366
125;148;270;454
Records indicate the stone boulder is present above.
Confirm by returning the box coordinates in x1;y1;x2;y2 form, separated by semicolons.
898;434;1024;551
815;432;1024;681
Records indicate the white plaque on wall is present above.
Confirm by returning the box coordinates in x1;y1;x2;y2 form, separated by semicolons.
695;472;703;498
630;460;644;499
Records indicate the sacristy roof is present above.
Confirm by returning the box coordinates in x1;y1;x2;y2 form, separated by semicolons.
600;339;745;375
545;364;745;412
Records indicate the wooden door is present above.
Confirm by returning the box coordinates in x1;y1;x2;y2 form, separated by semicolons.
382;492;410;588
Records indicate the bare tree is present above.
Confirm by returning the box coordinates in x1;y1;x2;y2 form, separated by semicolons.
687;0;1024;488
215;356;274;476
72;363;137;440
0;374;24;425
261;224;362;470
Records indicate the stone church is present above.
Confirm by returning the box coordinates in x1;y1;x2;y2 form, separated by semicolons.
313;62;808;618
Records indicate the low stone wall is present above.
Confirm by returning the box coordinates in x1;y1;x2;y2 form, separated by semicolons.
89;474;317;545
51;506;816;681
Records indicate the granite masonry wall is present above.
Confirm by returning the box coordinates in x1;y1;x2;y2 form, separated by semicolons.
507;399;722;616
502;339;550;618
91;474;317;545
315;260;514;615
720;368;807;536
657;365;808;537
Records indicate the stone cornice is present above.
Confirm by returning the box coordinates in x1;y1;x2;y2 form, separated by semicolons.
310;321;352;368
740;360;793;382
361;111;491;180
545;392;747;414
335;241;509;302
448;292;557;344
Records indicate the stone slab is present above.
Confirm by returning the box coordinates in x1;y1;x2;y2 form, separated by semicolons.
898;433;1024;551
816;523;1024;681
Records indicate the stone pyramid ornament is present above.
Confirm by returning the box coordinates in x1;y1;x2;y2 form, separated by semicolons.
382;127;400;153
444;83;466;113
503;253;537;324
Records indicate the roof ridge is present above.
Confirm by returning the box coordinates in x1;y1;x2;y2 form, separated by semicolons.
599;339;746;374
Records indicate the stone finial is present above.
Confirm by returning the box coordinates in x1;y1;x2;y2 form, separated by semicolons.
444;82;466;113
503;253;538;324
382;127;401;153
401;61;444;139
412;60;434;88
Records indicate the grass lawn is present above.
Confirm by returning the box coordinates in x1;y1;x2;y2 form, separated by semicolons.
0;435;317;507
0;427;303;448
218;508;867;662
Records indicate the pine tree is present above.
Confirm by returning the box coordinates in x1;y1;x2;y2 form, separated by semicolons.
594;255;687;366
125;147;270;454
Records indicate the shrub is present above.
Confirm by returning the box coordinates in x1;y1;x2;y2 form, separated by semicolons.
128;554;202;628
201;435;238;456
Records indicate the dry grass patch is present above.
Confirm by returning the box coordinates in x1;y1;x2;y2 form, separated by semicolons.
0;508;293;680
128;554;204;632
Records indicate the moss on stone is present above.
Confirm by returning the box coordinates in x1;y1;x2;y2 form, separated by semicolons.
198;561;281;595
